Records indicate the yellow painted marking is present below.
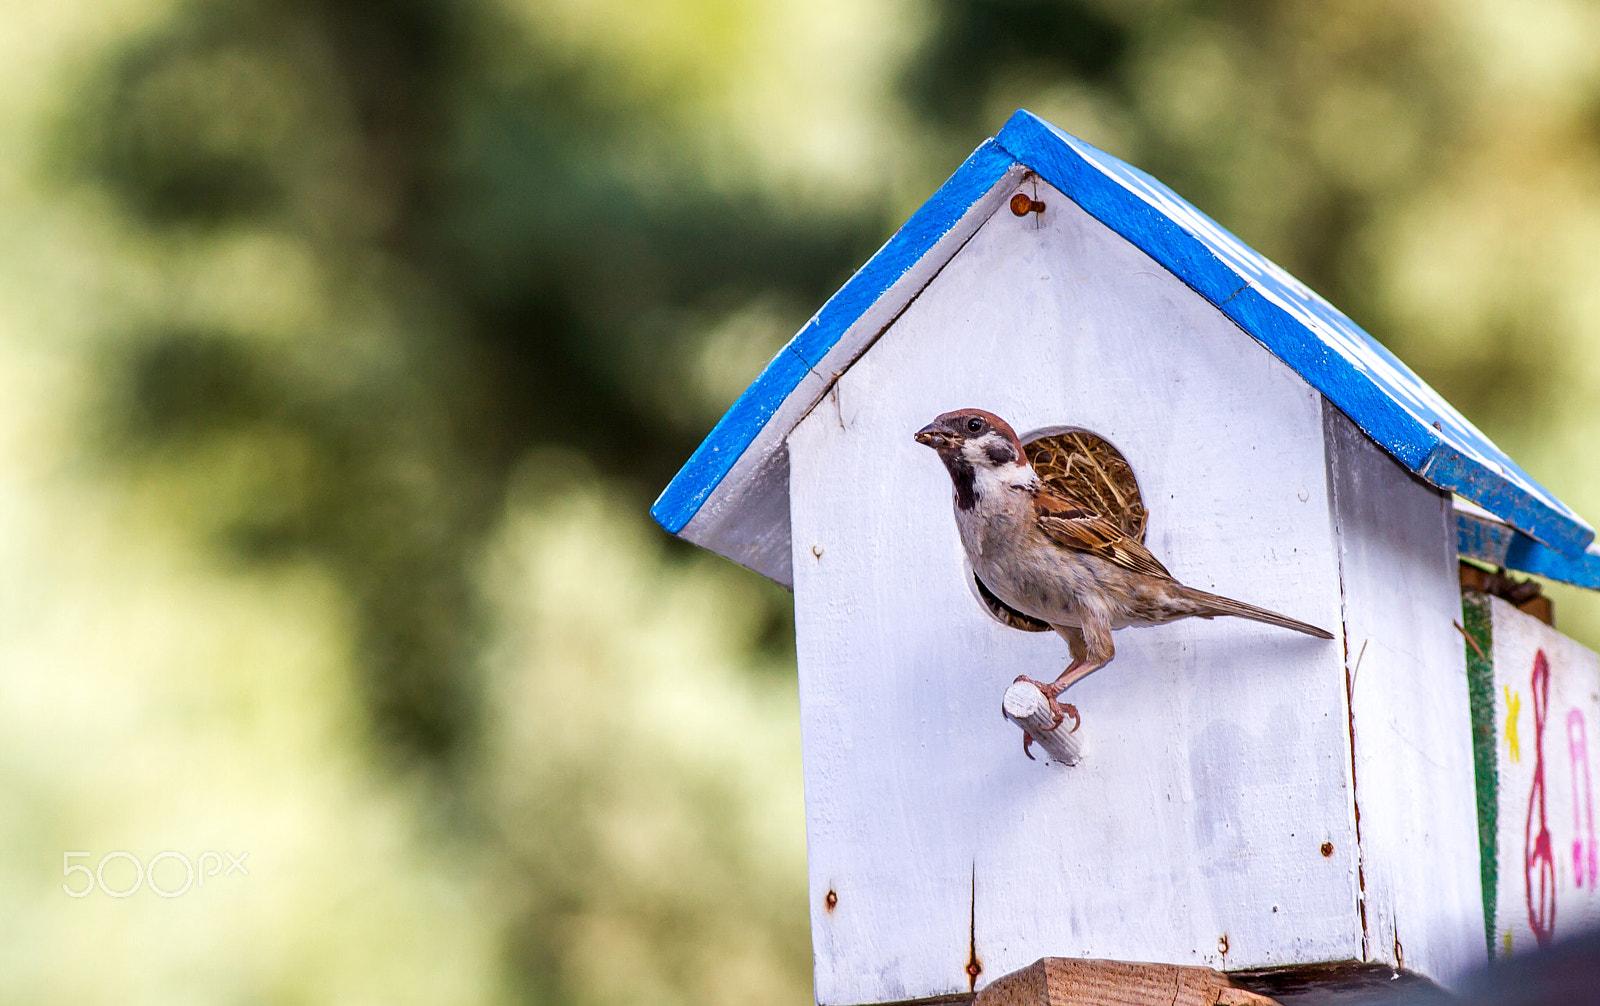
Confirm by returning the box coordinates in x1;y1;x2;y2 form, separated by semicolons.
1503;927;1513;955
1506;686;1522;763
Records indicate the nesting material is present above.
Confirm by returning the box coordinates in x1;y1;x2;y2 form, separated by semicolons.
1024;429;1148;541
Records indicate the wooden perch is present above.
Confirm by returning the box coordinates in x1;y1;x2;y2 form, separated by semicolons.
1002;680;1081;766
974;958;1279;1006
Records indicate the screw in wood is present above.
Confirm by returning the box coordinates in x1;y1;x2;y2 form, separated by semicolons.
1009;192;1046;216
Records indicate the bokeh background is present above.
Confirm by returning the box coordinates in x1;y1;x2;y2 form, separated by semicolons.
5;0;1600;1001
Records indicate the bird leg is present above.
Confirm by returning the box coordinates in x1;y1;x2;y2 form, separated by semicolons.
1012;625;1112;738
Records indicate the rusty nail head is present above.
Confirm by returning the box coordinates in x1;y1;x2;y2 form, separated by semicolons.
965;960;982;978
825;890;838;910
1321;841;1334;857
1218;934;1229;955
1009;193;1046;216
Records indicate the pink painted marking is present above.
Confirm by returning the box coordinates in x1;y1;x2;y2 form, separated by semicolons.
1528;650;1556;947
1568;709;1596;889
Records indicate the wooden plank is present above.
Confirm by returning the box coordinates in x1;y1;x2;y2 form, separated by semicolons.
789;178;1356;1006
1492;538;1600;592
974;958;1276;1006
1454;500;1600;591
1458;563;1552;626
1322;405;1486;984
1472;594;1600;956
1455;500;1520;567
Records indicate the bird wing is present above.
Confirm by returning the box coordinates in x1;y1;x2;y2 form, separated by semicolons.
1024;430;1149;542
1034;487;1173;580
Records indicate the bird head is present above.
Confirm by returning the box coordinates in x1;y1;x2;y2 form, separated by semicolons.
915;409;1028;469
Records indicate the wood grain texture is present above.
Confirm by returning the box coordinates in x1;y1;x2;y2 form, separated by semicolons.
1476;594;1600;957
1322;405;1486;987
1001;681;1082;766
974;958;1277;1006
789;178;1355;1006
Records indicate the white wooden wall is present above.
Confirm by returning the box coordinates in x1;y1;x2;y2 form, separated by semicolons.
680;166;1029;586
788;182;1364;1005
1324;407;1485;982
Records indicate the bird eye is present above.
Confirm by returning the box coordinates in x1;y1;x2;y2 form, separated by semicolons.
966;417;983;434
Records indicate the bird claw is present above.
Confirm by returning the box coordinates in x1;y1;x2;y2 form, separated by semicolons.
1012;675;1082;735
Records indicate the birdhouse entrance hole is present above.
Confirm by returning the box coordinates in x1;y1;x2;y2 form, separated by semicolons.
968;427;1148;631
1023;428;1148;539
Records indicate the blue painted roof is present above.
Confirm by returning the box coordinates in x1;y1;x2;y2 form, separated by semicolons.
653;109;1598;587
1456;504;1600;589
649;138;1017;539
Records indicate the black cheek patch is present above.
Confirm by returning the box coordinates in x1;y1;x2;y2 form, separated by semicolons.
983;440;1016;465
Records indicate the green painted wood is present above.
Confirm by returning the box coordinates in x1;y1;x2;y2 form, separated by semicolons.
1461;589;1497;959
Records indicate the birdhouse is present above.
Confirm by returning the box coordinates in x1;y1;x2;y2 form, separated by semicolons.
651;110;1600;1003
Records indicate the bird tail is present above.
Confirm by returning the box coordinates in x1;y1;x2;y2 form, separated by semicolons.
1180;587;1335;639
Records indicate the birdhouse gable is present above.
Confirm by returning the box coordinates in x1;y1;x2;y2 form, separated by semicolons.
653;110;1595;593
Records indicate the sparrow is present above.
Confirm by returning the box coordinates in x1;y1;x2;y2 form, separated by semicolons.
915;408;1333;749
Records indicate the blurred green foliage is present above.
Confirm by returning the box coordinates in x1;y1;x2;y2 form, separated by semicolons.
4;0;1600;1001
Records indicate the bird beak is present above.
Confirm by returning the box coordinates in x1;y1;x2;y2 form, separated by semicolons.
915;422;950;449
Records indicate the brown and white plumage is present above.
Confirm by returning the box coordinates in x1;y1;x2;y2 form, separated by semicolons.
915;408;1332;743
